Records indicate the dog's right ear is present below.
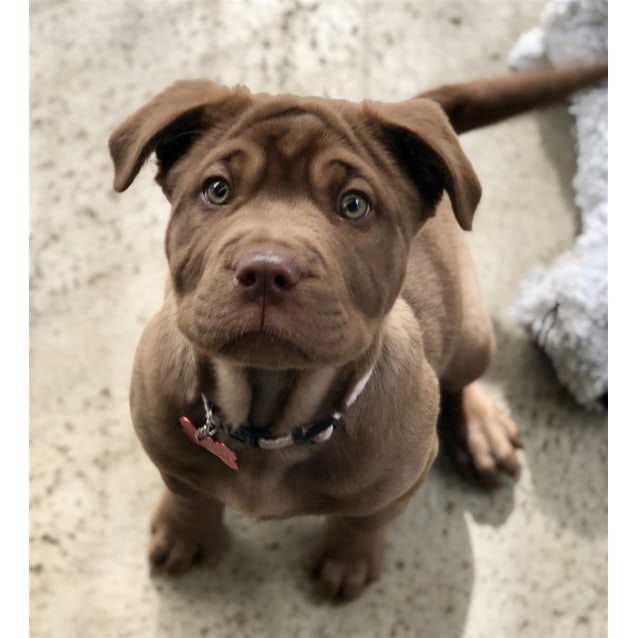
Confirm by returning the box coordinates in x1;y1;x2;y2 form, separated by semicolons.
109;80;251;193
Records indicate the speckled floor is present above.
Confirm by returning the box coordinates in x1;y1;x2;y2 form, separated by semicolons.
29;1;607;637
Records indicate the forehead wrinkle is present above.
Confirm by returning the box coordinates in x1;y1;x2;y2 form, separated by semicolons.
309;154;369;191
218;98;373;163
350;119;399;179
261;115;327;163
192;136;266;181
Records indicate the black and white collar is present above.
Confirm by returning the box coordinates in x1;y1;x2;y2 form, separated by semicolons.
192;366;374;450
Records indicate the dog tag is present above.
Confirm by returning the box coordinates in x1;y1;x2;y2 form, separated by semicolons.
180;416;239;471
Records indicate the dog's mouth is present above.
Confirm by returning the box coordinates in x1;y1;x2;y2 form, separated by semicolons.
178;282;374;369
181;302;319;368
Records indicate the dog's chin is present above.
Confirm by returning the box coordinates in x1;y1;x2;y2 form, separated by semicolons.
185;327;367;370
216;332;316;369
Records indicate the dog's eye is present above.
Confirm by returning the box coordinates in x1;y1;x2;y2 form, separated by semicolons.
202;178;232;205
338;192;370;221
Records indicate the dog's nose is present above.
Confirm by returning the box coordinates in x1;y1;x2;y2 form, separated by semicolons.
234;249;301;304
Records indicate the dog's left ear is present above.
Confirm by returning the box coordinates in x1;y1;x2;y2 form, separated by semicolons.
367;98;481;230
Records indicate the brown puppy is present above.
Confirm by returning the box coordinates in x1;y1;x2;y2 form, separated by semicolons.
109;63;606;600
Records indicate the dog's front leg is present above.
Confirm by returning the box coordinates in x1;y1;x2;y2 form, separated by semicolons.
303;487;419;601
148;475;226;576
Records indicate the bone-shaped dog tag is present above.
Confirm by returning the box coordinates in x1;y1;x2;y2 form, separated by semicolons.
180;416;239;471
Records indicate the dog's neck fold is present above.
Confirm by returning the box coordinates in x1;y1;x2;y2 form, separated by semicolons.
195;342;381;437
213;363;340;434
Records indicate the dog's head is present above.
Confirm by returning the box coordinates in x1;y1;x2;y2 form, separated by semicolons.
110;80;480;369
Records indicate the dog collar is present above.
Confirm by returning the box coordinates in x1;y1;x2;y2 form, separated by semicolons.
180;366;374;470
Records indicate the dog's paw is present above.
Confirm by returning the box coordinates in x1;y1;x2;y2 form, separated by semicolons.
149;521;205;576
441;381;523;488
303;518;386;601
148;491;226;576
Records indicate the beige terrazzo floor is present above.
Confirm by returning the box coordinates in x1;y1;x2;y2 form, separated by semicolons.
30;1;607;637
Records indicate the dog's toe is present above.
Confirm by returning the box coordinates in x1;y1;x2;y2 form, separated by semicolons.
316;558;343;599
338;562;369;601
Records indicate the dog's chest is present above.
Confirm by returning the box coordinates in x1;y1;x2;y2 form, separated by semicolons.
199;449;319;520
194;439;376;521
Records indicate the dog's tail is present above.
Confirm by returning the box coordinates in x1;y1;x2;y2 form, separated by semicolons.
418;62;607;134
